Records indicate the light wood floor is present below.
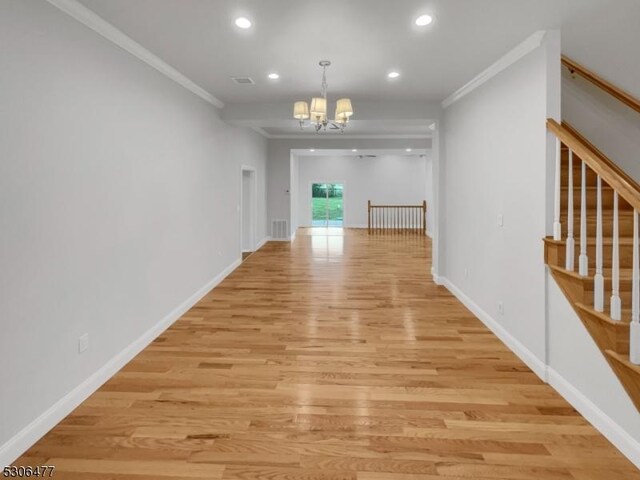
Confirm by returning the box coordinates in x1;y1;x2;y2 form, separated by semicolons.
17;228;640;479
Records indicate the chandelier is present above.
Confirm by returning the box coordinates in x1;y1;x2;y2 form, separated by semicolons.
293;60;354;133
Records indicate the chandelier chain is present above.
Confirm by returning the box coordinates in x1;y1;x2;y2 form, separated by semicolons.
321;64;328;99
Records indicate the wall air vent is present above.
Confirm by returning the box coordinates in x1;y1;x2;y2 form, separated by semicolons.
232;77;255;85
271;220;289;240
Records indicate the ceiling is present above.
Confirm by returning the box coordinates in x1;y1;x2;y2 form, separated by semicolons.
76;0;627;106
72;0;639;139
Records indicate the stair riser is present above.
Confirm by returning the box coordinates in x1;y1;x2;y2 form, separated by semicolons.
561;190;632;210
567;242;635;269
556;270;633;305
584;285;633;306
560;215;635;237
561;167;600;186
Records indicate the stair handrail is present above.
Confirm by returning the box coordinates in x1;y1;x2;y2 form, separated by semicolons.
562;55;640;116
547;119;640;212
548;117;640;365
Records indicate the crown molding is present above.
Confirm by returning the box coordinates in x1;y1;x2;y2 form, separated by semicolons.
442;30;547;109
45;0;224;109
249;126;273;138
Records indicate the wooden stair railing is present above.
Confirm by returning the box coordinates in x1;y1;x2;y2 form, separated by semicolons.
562;55;640;116
368;200;426;235
545;119;640;411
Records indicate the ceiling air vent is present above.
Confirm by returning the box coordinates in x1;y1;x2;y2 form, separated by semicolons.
231;76;255;85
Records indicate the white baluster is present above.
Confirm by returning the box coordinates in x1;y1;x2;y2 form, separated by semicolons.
630;210;640;364
566;150;575;271
610;192;621;320
553;138;562;240
594;175;604;312
579;161;589;276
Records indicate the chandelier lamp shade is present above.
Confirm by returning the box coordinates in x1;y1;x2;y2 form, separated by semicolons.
293;101;309;120
293;60;354;132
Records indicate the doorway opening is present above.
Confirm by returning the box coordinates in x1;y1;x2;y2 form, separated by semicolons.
311;183;344;227
241;166;257;259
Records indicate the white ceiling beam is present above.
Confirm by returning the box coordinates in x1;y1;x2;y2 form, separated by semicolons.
221;100;441;123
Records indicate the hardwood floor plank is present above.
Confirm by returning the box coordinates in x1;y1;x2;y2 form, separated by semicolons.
14;229;638;478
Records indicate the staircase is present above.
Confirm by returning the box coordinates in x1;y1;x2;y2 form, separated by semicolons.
544;119;640;411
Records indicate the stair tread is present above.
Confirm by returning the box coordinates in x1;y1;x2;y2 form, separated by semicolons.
552;237;636;245
606;350;640;372
562;185;614;189
549;264;634;279
574;302;632;324
561;211;634;215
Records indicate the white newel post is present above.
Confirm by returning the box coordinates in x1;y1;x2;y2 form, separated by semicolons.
631;210;640;364
553;138;562;240
610;192;621;320
566;150;575;271
579;161;589;276
594;175;604;312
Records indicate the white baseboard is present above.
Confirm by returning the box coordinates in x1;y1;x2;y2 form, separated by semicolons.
442;277;547;380
256;236;270;250
431;267;444;285
547;367;640;469
298;225;425;230
298;224;368;229
443;276;640;469
0;257;241;467
290;231;296;242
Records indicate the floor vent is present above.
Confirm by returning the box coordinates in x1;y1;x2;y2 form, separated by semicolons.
272;220;289;240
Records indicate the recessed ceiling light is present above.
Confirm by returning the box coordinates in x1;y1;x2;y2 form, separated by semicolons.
406;148;412;152
268;73;280;80
310;149;315;152
235;17;252;29
388;71;400;79
352;149;358;152
415;14;433;26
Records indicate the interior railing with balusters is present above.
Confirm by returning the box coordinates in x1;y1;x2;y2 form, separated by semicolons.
546;116;640;410
368;200;426;235
545;57;640;412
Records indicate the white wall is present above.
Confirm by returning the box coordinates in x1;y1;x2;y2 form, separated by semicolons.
563;0;640;102
562;70;640;181
290;152;299;235
441;32;560;377
0;0;267;463
242;171;253;251
424;155;434;236
268;138;431;236
296;154;429;228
